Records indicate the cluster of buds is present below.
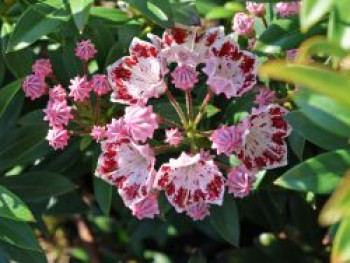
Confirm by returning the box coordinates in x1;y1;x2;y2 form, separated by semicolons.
232;1;300;41
22;26;291;221
22;39;112;150
93;26;291;220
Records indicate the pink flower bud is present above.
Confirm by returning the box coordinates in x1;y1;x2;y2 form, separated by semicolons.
246;2;266;17
44;100;74;127
68;75;92;102
90;125;107;142
22;74;47;100
232;13;255;37
46;127;70;150
210;126;243;156
276;2;300;17
227;166;255;198
171;65;198;91
91;74;112;96
49;84;67;102
254;87;276;106
165;128;183;146
32;59;52;78
130;193;160;220
75;39;97;61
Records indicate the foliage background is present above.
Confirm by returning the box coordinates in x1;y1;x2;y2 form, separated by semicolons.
0;0;349;262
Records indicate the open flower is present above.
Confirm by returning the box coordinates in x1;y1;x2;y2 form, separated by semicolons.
154;152;224;217
124;105;158;143
106;118;128;141
22;74;47;100
96;138;156;207
227;165;255;198
236;104;291;170
203;38;257;98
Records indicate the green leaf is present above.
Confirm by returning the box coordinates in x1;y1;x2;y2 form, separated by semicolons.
320;171;350;225
69;0;92;33
94;177;112;215
293;90;350;138
259;62;350;107
210;195;239;246
288;131;305;161
7;0;70;52
255;16;325;54
128;0;174;28
332;218;350;263
0;79;22;118
188;251;207;263
0;218;41;251
90;6;129;23
285;111;349;151
171;1;199;26
0;172;76;202
275;149;350;194
205;7;235;20
0;185;34;222
328;0;350;50
300;0;335;32
0;240;47;263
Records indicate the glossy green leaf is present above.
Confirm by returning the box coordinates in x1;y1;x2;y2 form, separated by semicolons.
293;90;350;138
0;185;34;222
0;218;41;251
205;7;234;20
328;0;350;50
0;240;47;263
94;177;113;215
255;16;325;54
288;131;305;161
210;195;239;246
259;61;350;107
7;0;70;52
128;0;173;27
285;111;349;151
69;0;92;33
300;0;335;32
332;218;350;263
0;172;76;202
90;6;129;23
0;79;22;118
320;171;350;225
171;1;199;26
275;149;350;194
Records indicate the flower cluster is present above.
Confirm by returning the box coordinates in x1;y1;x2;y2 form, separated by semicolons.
94;26;291;220
22;39;112;150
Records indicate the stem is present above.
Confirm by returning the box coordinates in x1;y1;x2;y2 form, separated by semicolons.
194;90;212;128
261;16;268;28
158;116;183;129
83;62;88;76
165;89;188;129
73;118;91;131
185;90;193;123
94;96;101;124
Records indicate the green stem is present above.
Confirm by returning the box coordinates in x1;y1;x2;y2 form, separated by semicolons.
194;90;212;129
165;89;188;129
185;90;193;123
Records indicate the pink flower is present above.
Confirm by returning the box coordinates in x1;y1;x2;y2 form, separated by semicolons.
68;75;92;102
154;152;225;214
227;166;255;198
75;39;97;61
49;85;67;102
91;74;111;96
186;202;210;221
203;38;257;98
246;2;266;16
22;74;47;100
236;104;291;170
210;126;243;156
90;125;107;142
130;193;160;220
254;87;276;106
286;49;298;61
43;100;74;127
46;127;70;150
124;105;158;143
232;13;255;37
165;128;183;146
96;138;156;207
32;59;52;78
276;2;300;17
108;38;167;104
171;65;198;91
106;118;128;141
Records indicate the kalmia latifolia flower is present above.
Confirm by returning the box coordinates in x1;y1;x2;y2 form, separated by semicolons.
246;2;266;17
44;100;73;127
165;128;183;146
276;2;301;17
210;126;242;156
186;202;210;221
91;74;111;96
232;13;255;37
227;165;255;198
49;85;67;102
46;127;70;150
171;65;198;91
32;59;53;78
75;39;97;61
237;105;291;170
254;87;276;106
203;38;257;98
154;152;224;219
130;193;160;220
123;105;158;143
106;118;128;140
90;125;107;142
68;75;92;102
22;74;47;100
